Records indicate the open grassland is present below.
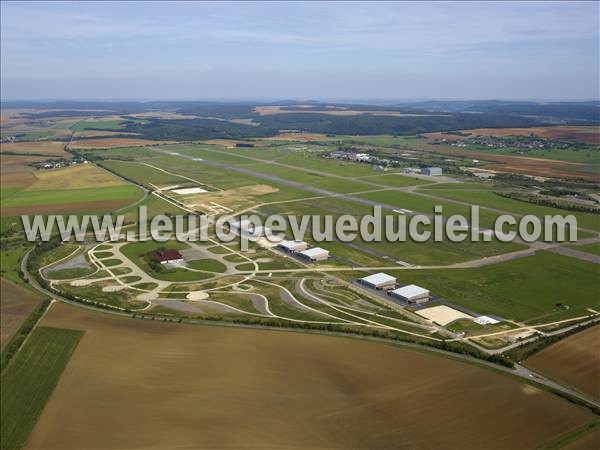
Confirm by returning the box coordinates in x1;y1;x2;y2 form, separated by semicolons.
1;325;83;450
0;278;41;351
386;252;600;323
70;138;175;149
25;302;596;450
526;326;600;400
416;183;600;231
1;141;68;157
1;185;142;215
260;196;525;266
569;242;600;256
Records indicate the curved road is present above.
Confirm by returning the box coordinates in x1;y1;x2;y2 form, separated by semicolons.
21;248;600;410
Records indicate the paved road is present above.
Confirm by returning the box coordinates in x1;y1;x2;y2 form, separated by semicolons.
547;246;600;264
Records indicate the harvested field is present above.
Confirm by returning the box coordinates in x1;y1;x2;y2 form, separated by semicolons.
425;126;600;144
0;278;41;350
73;130;140;138
262;132;330;142
526;326;600;400
70;138;176;149
410;142;598;181
0;155;38;188
0;154;44;173
129;112;200;120
254;105;445;117
27;302;595;450
25;164;125;191
563;426;600;450
0;141;68;157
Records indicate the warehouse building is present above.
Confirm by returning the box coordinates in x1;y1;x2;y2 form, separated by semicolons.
152;249;184;265
389;285;430;304
421;167;442;176
299;247;330;262
359;272;397;290
278;240;309;253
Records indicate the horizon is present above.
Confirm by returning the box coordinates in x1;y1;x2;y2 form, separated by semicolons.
2;97;599;104
2;1;599;101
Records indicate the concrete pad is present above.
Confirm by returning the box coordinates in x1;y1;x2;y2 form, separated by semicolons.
416;305;473;326
187;291;209;300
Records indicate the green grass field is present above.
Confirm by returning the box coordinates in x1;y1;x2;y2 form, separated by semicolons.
1;326;84;450
120;240;213;281
2;185;142;207
415;184;600;232
36;244;79;268
569;242;600;256
387;251;600;322
186;259;227;273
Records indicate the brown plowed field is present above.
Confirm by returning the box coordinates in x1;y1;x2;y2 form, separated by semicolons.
26;302;595;450
70;138;175;149
425;126;600;144
0;155;39;188
0;278;41;350
526;326;600;400
409;142;598;181
1;141;68;157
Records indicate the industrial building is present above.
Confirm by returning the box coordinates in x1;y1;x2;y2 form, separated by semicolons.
389;285;430;304
474;316;500;325
278;240;309;253
359;272;397;290
152;249;184;265
299;247;330;262
421;167;442;176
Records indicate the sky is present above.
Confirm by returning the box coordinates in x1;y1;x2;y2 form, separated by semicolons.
1;1;598;101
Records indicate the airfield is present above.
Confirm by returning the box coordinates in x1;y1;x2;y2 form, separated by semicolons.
1;108;599;449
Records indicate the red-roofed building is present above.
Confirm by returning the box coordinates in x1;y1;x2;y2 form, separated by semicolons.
152;249;184;264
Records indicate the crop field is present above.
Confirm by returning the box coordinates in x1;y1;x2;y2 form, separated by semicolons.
1;141;68;157
526;326;600;399
412;141;599;181
24;302;596;450
425;125;600;145
26;164;127;190
0;278;41;351
1;325;83;450
346;134;599;180
70;138;175;149
1;163;144;216
0;155;39;189
385;252;600;322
